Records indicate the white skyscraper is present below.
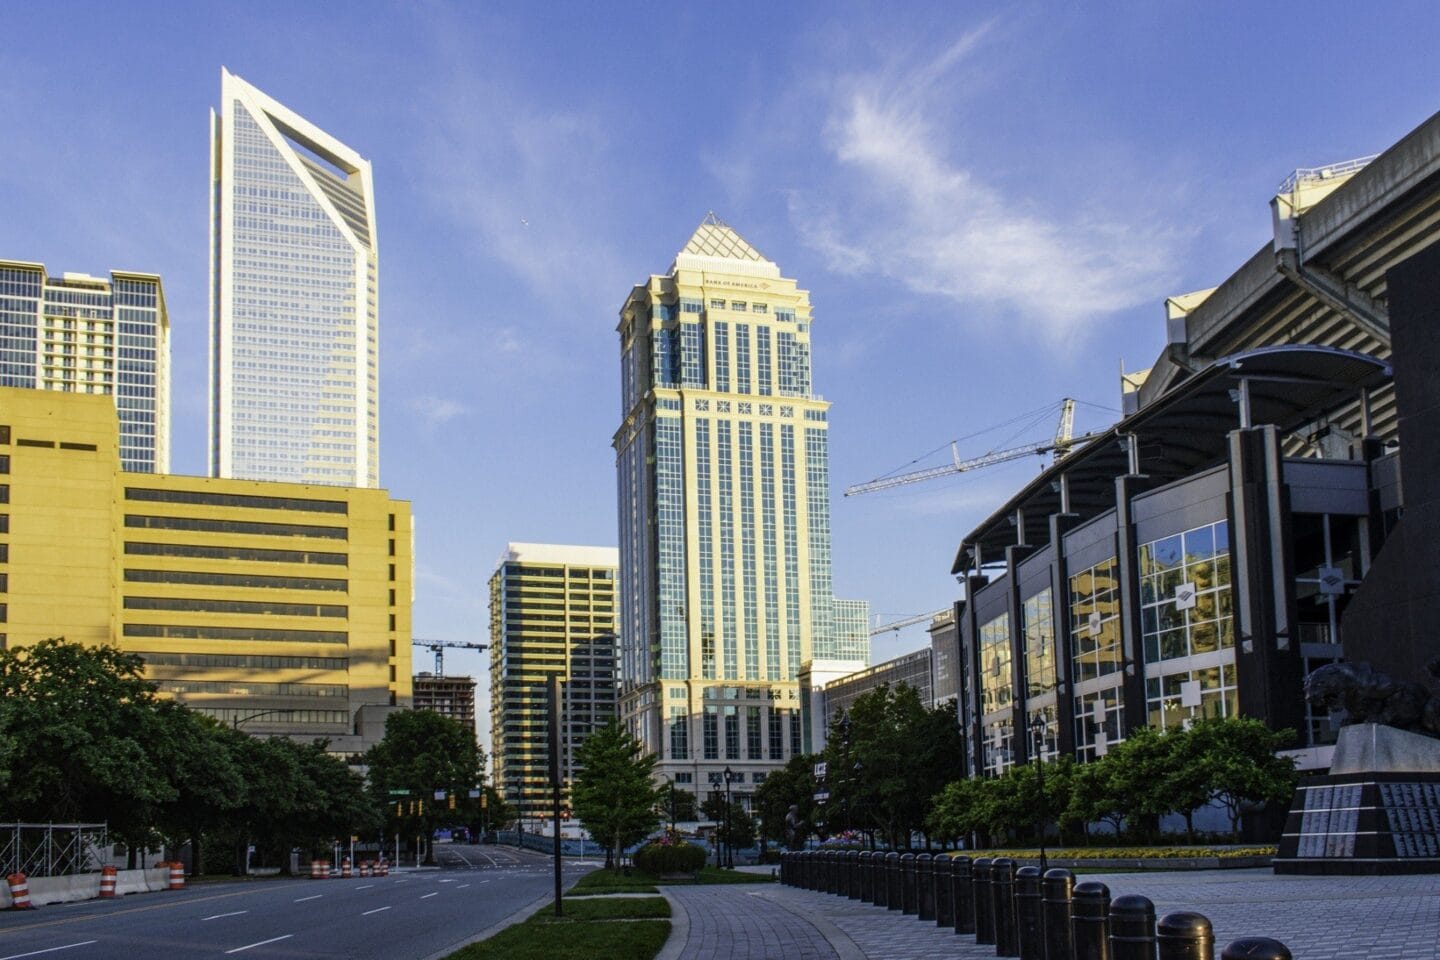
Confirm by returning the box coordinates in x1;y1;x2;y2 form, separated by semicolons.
209;68;379;487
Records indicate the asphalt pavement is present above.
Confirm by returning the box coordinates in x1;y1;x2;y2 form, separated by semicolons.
0;844;595;960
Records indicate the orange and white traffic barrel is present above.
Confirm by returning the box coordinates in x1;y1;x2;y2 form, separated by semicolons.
99;865;118;898
166;862;185;890
378;859;388;877
359;861;371;878
6;872;34;909
310;859;326;879
341;857;352;879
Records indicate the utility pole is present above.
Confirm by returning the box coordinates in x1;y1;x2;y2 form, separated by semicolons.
548;674;563;917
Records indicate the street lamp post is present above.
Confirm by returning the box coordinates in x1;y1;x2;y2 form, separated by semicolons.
231;709;297;876
1031;712;1048;874
709;789;723;868
666;777;677;834
723;766;735;869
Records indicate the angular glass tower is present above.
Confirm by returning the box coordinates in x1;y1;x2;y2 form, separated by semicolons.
210;68;379;488
615;215;853;794
0;260;169;473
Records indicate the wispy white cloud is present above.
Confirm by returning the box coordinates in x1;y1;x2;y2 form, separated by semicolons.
407;394;470;426
793;23;1181;342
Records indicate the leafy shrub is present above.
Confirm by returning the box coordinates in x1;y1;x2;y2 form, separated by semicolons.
633;838;706;874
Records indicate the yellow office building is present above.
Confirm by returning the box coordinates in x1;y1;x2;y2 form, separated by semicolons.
488;543;618;818
0;387;411;754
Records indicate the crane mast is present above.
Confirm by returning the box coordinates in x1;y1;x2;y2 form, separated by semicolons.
844;399;1085;498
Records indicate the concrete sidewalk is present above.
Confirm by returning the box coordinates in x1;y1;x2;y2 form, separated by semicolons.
656;869;1440;959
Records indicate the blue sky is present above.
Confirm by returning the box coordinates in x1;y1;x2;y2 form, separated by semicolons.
3;1;1438;755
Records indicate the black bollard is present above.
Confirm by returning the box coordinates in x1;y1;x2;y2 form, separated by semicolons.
874;852;889;908
900;853;918;914
917;855;935;920
952;856;975;936
1043;867;1076;960
826;850;839;895
886;852;903;911
992;857;1019;957
934;856;953;928
1015;866;1044;960
859;851;874;903
806;851;817;890
1220;938;1291;960
847;850;861;900
1110;894;1158;960
1158;912;1213;960
973;858;995;945
1072;881;1112;960
832;850;844;895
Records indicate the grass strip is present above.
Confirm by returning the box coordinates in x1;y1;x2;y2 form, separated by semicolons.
570;865;775;894
447;898;670;960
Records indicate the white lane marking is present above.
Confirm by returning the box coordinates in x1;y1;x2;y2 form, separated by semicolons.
201;911;249;921
224;935;293;955
0;943;98;960
361;906;391;916
438;879;457;884
393;879;410;884
457;884;471;889
293;894;322;903
356;884;374;890
420;892;438;899
450;848;474;867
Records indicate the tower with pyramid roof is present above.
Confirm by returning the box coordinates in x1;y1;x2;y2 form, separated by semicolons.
613;215;867;790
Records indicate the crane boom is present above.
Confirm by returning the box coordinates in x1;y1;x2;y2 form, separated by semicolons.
845;399;1084;497
869;609;950;636
412;638;489;676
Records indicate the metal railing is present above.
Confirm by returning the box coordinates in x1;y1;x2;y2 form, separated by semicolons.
0;823;109;877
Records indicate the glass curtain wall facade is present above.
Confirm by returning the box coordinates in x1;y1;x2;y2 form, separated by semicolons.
487;544;618;820
0;261;169;473
210;68;379;488
614;214;841;794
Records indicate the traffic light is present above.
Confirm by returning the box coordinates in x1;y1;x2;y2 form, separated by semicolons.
395;802;402;817
481;793;488;809
448;792;456;811
418;799;425;816
562;807;571;821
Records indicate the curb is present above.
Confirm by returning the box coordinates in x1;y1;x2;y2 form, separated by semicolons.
654;888;689;960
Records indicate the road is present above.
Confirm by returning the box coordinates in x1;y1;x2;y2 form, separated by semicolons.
0;844;595;960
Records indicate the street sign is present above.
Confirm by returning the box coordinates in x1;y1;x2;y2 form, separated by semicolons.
468;789;481;799
814;761;828;779
387;789;409;797
813;791;830;803
434;789;446;801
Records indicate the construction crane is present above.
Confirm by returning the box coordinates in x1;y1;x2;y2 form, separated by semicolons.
869;610;951;637
412;638;488;677
845;399;1088;497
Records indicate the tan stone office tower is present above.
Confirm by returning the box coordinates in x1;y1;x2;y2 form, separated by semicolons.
614;215;860;804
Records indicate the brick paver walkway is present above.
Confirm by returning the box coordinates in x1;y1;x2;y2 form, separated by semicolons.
659;870;1440;959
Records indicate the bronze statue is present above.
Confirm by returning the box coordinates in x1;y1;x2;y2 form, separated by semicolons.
1304;658;1440;737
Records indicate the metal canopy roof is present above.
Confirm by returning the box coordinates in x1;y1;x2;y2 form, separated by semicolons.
951;345;1392;573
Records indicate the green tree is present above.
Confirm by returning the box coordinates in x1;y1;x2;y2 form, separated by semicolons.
569;719;660;868
656;781;698;826
753;753;820;849
152;705;246;875
365;709;484;864
0;640;175;836
1188;716;1298;839
828;684;964;849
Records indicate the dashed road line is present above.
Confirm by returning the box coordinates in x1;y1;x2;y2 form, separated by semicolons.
224;935;292;955
361;906;391;916
457;884;471;889
201;911;248;921
0;943;98;960
420;892;438;899
294;895;322;903
356;884;374;890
